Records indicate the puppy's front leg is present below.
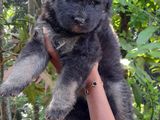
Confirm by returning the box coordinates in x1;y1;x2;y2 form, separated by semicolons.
46;63;92;120
0;30;49;96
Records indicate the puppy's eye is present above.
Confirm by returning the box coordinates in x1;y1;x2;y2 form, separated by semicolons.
91;0;101;6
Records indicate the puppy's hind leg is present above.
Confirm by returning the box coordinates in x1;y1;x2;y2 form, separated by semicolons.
104;80;133;120
98;23;133;120
0;34;49;96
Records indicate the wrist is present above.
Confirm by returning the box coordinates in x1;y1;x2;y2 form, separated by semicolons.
84;69;103;96
84;79;103;96
85;68;102;85
82;63;104;96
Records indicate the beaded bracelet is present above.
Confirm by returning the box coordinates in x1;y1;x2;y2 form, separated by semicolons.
84;80;103;95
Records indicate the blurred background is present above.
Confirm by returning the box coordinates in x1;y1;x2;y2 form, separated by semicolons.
0;0;160;119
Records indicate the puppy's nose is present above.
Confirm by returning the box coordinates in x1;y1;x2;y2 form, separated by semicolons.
74;17;86;25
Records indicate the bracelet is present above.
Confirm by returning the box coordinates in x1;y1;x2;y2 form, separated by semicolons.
85;80;97;95
84;80;103;95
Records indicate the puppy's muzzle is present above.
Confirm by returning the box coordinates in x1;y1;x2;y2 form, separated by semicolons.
74;17;86;25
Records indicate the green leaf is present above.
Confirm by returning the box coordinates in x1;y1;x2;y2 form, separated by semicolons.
140;43;160;50
119;0;127;6
120;38;134;50
131;83;142;107
136;26;158;46
149;50;160;58
126;42;160;59
23;83;37;105
134;107;144;119
23;83;45;105
126;48;147;59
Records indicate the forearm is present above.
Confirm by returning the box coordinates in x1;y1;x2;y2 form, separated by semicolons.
85;65;115;120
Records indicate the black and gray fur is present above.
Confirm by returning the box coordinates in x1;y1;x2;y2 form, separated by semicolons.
0;0;133;119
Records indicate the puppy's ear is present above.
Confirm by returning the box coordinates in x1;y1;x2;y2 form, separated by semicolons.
105;0;112;11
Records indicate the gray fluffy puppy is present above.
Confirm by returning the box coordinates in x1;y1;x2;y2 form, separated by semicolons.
0;0;133;120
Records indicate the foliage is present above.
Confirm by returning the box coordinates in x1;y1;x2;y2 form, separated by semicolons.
0;0;160;120
112;0;160;119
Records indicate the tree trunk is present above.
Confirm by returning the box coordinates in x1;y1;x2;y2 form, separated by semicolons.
28;0;36;16
0;1;12;120
28;0;36;35
119;6;130;34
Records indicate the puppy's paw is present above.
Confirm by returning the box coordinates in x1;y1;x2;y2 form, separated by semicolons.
0;82;27;97
45;106;71;120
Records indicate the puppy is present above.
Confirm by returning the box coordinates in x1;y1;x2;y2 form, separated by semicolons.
0;0;133;120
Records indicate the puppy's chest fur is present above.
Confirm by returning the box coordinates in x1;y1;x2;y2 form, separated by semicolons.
52;34;79;55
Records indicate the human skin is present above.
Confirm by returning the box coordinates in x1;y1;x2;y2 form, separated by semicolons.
86;63;115;120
